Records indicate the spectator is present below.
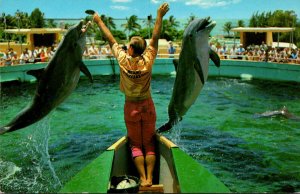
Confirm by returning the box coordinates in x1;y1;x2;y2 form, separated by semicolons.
0;51;4;66
260;41;268;51
83;46;90;59
237;44;245;59
217;44;228;59
19;49;29;64
229;45;237;59
245;50;254;61
288;49;297;63
39;50;47;62
46;47;55;61
105;45;112;57
168;41;176;58
253;46;261;61
210;42;217;52
3;51;12;66
11;53;19;65
33;46;41;62
88;44;99;59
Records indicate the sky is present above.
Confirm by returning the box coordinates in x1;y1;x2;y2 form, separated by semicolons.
1;0;300;20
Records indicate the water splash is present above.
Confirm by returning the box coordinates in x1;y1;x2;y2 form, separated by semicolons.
0;117;61;192
30;117;62;189
164;123;183;146
0;160;21;185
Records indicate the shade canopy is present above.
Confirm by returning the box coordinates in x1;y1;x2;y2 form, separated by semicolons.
4;28;66;35
231;27;295;33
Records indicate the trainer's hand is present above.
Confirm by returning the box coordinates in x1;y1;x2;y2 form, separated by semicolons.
93;12;101;23
158;2;169;18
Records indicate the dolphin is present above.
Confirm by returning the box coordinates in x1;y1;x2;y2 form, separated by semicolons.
254;106;300;121
157;17;220;132
0;21;93;135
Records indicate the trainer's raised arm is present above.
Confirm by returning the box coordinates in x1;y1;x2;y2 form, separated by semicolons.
93;12;117;48
150;3;170;50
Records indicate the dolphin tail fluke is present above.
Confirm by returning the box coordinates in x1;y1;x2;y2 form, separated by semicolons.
0;126;10;135
209;48;220;67
157;122;172;133
80;62;93;83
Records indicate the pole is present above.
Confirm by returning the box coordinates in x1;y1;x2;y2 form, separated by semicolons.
147;15;152;39
3;14;7;42
277;32;279;48
17;10;23;53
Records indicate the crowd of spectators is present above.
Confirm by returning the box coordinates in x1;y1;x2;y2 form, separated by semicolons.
0;43;116;67
211;41;300;64
83;44;114;59
0;46;56;66
1;42;299;67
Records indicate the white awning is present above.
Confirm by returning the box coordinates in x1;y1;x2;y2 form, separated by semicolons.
4;28;66;34
231;27;295;33
272;42;297;49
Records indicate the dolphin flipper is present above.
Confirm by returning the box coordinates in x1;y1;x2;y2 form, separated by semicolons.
79;62;93;83
0;127;9;135
172;59;179;71
209;48;220;67
194;58;205;84
27;68;45;80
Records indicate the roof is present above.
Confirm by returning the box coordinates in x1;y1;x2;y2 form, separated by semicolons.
231;27;295;33
4;28;66;35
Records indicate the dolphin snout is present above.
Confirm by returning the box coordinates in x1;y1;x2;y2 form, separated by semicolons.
195;17;215;33
81;21;91;33
206;21;216;32
77;20;91;36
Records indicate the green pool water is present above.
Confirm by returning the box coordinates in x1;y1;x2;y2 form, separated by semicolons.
0;75;299;192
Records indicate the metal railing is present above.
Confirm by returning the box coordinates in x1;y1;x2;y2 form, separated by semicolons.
1;53;299;67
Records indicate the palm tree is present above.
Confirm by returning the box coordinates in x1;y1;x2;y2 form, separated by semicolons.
185;15;196;28
142;15;154;39
167;15;179;28
237;20;245;27
46;19;57;28
223;21;232;37
121;15;141;39
101;15;116;30
29;8;44;28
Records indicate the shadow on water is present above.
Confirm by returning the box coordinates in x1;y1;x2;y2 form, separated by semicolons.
49;130;124;188
165;125;300;192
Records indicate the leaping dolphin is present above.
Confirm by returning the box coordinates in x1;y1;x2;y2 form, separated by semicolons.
0;21;93;135
157;17;220;132
254;106;300;121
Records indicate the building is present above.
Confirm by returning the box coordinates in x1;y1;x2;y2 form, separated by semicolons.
231;27;295;49
0;28;66;54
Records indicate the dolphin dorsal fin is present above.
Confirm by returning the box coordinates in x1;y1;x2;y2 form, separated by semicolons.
79;61;93;83
27;68;45;80
209;48;220;67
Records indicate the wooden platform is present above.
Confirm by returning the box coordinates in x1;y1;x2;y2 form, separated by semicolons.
139;184;164;193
